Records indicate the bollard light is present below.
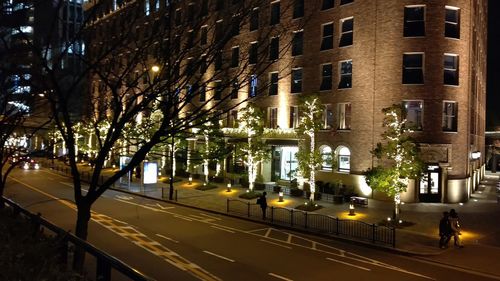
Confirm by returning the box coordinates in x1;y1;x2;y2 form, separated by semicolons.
349;204;356;216
226;183;232;192
188;176;192;185
278;191;284;202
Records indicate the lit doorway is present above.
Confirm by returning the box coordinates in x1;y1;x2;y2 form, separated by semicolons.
419;165;441;202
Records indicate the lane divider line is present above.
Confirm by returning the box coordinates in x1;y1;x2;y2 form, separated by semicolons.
203;251;235;263
268;273;294;281
259;239;292;249
155;233;179;244
326;257;371;271
210;225;235;233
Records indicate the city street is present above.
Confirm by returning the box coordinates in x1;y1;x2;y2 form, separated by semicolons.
4;167;499;281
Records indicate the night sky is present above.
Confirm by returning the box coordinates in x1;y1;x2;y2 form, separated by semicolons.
487;0;500;129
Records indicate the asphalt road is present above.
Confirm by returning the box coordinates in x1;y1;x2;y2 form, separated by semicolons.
4;167;499;281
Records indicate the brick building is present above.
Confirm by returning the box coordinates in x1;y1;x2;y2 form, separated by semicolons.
85;0;488;203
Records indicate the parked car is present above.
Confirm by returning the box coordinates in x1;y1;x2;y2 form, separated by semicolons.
20;158;40;170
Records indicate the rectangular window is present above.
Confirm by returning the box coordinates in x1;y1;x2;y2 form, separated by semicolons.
444;54;459;85
250;8;259;31
231;81;239;99
402;100;423;130
187;3;195;22
215;50;222;70
175;9;182;26
231;16;240;36
216;0;224;11
291;68;303;93
340;0;353;5
292;30;303;56
339;17;353;47
144;0;150;15
268;107;278;129
320;63;332;91
269;36;279;61
289;106;299;128
338;60;352;89
404;6;425;37
215;20;223;41
154;0;160;11
231;46;239;68
200;25;208;45
199;84;206;102
229;110;238;128
269;72;279;95
323;104;334;129
443;101;458;132
249;74;258;97
293;0;304;19
337;103;351;130
200;54;207;74
445;7;460;39
320;23;333;50
270;1;280;26
403;53;424;84
322;0;334;10
249;41;258;64
213;81;222;100
200;0;208;16
187;30;194;48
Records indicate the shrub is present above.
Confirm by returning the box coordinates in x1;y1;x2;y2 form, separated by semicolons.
238;191;261;200
295;203;323;212
212;176;225;183
195;183;218;191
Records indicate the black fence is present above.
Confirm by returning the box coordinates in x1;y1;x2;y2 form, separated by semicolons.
2;197;155;281
227;199;396;247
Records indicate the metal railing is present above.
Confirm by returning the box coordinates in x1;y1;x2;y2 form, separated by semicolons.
227;199;396;247
2;197;155;281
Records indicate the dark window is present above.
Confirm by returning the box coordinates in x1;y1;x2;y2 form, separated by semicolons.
340;0;353;5
404;6;425;37
216;0;225;11
231;81;239;99
231;47;239;67
214;81;222;100
250;8;259;31
200;84;206;102
339;18;353;47
231;17;240;36
269;37;279;61
200;55;207;74
187;30;194;48
175;9;182;26
291;68;302;93
292;31;303;56
269;72;278;95
442;101;458;132
402;53;424;84
320;64;332;91
444;54;459;85
445;7;460;39
338;60;352;89
200;0;208;16
215;50;223;70
322;0;334;10
293;0;304;19
249;75;258;97
321;23;333;50
270;2;280;25
200;26;208;45
215;20;224;41
187;4;195;22
249;42;258;64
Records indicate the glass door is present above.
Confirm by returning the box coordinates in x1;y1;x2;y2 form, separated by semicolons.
419;165;441;202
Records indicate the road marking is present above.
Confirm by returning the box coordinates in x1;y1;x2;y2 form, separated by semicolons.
259;239;292;249
326;257;371;271
59;181;88;192
268;273;293;281
203;251;235;263
155;234;179;244
174;215;193;222
115;195;134;201
405;256;500;280
199;213;221;220
210;225;235;233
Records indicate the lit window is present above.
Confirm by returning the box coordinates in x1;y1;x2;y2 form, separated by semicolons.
322;0;334;10
269;36;279;61
249;74;258;97
338;60;352;89
320;64;332;91
268;107;278;129
404;6;425;37
320;23;333;50
291;68;303;93
269;72;279;96
339;17;353;47
336;146;350;172
289;106;298;128
337;103;351;130
402;100;423;130
293;0;304;19
292;30;303;56
322;104;334;129
442;101;458;132
155;0;159;11
320;146;332;170
403;53;424;84
270;1;280;25
444;54;459;86
144;0;150;15
445;6;460;39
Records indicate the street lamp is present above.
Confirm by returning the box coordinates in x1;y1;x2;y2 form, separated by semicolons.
226;183;232;192
151;65;160;73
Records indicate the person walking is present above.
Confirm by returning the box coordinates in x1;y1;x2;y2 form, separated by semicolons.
257;192;268;220
439;211;451;249
449;209;464;248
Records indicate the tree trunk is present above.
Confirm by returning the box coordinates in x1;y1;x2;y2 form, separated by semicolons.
73;202;91;272
393;193;401;221
0;178;5;209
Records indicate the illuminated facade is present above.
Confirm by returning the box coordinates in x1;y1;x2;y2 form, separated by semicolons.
87;0;488;203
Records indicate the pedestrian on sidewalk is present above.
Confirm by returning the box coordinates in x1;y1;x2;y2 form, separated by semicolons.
449;209;464;248
439;211;451;249
257;192;268;220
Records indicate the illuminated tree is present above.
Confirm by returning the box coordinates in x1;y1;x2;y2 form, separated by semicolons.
365;104;425;219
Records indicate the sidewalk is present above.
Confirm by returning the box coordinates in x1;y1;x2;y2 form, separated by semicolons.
46;161;500;277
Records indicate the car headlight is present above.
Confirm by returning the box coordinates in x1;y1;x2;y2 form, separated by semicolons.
34;163;40;170
23;163;29;170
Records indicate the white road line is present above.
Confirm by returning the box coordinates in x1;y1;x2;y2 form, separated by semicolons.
156;234;179;244
265;228;272;237
260;239;292;249
199;213;221;220
189;215;206;219
326;257;371;271
210;225;235;233
203;251;235;263
174;215;193;222
268;273;293;281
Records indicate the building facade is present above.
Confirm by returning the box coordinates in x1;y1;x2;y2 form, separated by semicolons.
86;0;488;203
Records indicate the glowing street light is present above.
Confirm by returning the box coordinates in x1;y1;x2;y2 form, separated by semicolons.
226;183;232;192
151;65;160;72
